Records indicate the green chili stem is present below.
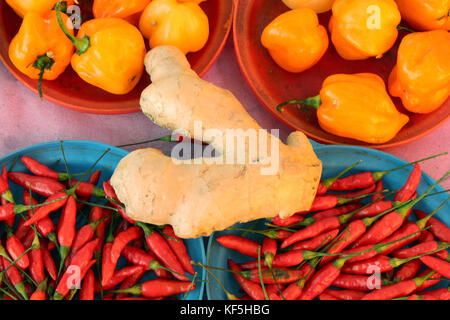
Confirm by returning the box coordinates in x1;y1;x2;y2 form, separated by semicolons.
276;95;321;112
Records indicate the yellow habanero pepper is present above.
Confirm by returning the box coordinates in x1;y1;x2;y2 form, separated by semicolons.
277;73;409;144
93;0;151;19
8;10;74;99
282;0;336;13
329;0;401;60
6;0;74;18
388;30;450;114
55;3;146;95
261;8;329;73
139;0;209;55
395;0;450;31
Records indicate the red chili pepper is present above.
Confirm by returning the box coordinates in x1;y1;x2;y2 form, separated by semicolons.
323;289;366;300
228;259;265;300
57;196;77;269
350;194;421;249
416;287;450;300
5;225;29;269
162;225;195;275
110;226;143;263
361;271;435;300
334;184;376;199
23;192;57;244
319;219;367;266
419;255;450;279
99;265;146;291
419;230;435;243
394;163;422;202
372;180;385;201
216;234;260;258
66;216;107;267
41;239;57;281
261;237;277;270
112;278;195;299
0;203;18;221
54;239;99;300
393;259;422;281
30;278;48;300
0;166;14;205
139;223;188;281
243;267;308;284
349;200;393;221
103;181;135;224
1;256;28;300
312;203;364;221
239;249;336;269
90;207;110;259
270;214;304;227
291;229;339;251
281;262;314;300
67;178;105;198
101;241;115;287
115;266;147;300
79;269;95;300
415;268;443;292
21;156;69;181
414;210;450;243
332;273;387;291
393;241;449;260
8;172;66;197
121;245;171;279
24;192;68;226
15;219;31;242
22;232;46;286
316;160;362;195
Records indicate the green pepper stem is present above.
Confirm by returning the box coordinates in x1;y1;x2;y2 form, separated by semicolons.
416;198;449;230
276;95;321;113
116;135;174;148
322;160;362;189
55;1;90;55
372;152;448;182
32;54;55;100
397;26;415;33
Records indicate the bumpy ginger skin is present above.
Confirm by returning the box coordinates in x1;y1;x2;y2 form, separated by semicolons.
111;46;322;239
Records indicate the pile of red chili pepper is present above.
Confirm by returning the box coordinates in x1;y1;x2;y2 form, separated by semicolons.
0;147;198;300
210;156;450;300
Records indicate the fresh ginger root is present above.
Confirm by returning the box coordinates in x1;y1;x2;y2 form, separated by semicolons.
110;46;322;238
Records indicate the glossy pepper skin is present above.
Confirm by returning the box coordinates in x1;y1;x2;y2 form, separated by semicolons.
279;73;409;144
70;18;146;95
395;0;450;31
282;0;336;13
388;30;450;114
329;0;401;60
8;10;74;98
93;0;151;26
261;8;329;73
6;0;74;18
139;0;209;55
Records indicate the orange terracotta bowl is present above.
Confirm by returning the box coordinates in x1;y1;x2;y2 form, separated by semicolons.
0;0;234;114
233;0;450;149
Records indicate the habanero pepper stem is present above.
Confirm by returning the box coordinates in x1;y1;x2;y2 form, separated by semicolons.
55;2;90;55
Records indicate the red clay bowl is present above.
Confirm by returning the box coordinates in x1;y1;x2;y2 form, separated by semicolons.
233;0;450;149
0;0;234;114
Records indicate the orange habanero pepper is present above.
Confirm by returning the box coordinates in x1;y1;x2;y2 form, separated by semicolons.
282;0;336;13
54;3;146;95
261;8;329;73
329;0;401;60
8;10;74;99
388;30;450;114
6;0;74;18
277;73;409;144
139;0;209;55
93;0;151;26
395;0;450;31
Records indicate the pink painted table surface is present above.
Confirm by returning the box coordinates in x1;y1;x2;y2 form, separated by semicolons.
0;34;449;189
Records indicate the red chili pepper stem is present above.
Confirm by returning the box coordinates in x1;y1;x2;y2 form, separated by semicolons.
116;135;174;149
415;198;449;230
337;189;389;206
1;190;14;204
257;246;269;300
55;2;90;55
321;160;362;189
226;227;288;239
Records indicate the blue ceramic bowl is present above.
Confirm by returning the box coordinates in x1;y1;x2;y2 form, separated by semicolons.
206;143;450;300
0;140;206;300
